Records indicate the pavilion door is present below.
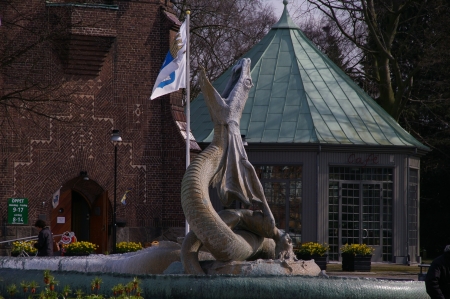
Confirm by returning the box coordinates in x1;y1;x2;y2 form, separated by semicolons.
89;191;109;254
340;182;383;262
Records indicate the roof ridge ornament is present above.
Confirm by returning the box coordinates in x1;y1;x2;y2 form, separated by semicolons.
271;0;300;29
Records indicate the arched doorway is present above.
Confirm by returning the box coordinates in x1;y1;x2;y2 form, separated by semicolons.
51;177;111;253
72;191;90;241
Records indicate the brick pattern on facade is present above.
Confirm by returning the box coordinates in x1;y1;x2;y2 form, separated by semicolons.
0;0;196;250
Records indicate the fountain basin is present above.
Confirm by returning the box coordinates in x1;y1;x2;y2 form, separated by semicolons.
0;268;428;299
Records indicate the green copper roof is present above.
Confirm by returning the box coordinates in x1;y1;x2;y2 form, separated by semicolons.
190;1;429;151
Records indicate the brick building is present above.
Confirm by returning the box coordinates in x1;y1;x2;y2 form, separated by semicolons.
0;0;197;254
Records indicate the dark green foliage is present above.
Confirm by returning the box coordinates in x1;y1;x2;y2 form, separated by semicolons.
397;0;450;258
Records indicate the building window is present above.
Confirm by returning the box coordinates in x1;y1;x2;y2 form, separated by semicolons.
408;168;419;248
328;167;393;262
255;165;302;246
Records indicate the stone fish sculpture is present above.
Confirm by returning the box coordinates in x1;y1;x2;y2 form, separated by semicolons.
180;58;300;275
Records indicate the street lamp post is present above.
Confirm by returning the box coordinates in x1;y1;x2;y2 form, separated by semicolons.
111;129;122;253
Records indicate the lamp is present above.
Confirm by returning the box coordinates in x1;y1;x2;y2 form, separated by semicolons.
80;171;89;181
111;129;122;142
110;129;122;253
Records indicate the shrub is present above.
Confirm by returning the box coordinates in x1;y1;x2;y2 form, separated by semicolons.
116;242;143;253
341;243;375;256
11;240;37;256
294;242;329;256
65;241;98;255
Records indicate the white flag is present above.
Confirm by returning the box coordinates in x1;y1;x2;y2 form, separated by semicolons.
150;20;187;100
52;187;61;209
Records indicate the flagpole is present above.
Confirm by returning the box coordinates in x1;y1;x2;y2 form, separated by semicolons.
185;10;191;236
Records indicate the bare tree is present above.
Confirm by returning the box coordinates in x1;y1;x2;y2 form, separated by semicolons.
170;0;277;100
300;16;365;83
291;0;439;121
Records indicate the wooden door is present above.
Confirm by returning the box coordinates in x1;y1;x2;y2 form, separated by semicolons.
89;191;109;254
51;189;72;251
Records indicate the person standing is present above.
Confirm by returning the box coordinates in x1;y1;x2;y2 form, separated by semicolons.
425;245;450;299
33;220;54;256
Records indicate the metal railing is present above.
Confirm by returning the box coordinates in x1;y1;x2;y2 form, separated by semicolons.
0;234;66;257
0;234;64;244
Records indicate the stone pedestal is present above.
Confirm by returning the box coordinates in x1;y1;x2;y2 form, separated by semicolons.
165;259;321;276
296;254;328;271
204;259;321;276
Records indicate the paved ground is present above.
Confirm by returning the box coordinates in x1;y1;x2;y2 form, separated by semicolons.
324;262;428;281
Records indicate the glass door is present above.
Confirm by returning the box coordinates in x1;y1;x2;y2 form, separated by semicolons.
340;182;382;262
340;183;360;247
329;167;393;262
361;183;382;259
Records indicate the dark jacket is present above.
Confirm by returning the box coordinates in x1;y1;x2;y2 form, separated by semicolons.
34;227;53;256
425;252;450;299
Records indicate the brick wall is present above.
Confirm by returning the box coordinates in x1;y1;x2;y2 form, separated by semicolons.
0;0;194;253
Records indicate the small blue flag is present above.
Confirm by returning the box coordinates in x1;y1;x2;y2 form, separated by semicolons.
120;188;132;205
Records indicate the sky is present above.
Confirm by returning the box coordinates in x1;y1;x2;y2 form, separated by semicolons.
263;1;321;24
264;0;286;18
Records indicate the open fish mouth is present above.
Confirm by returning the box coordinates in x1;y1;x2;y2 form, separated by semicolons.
221;58;251;99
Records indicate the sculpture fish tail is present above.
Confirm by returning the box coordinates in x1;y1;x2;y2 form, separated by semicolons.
181;126;256;265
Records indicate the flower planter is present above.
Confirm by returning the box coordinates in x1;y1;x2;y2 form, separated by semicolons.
296;254;328;271
342;254;372;272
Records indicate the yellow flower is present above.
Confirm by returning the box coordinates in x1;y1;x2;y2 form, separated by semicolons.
65;241;98;255
11;240;37;255
340;243;374;256
294;242;329;256
116;242;143;253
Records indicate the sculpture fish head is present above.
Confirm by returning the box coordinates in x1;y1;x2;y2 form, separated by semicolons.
221;58;253;103
199;58;253;125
